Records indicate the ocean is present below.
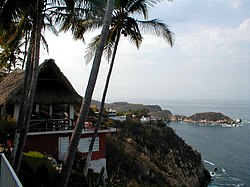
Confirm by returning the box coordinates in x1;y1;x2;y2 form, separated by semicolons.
162;99;250;187
127;99;249;186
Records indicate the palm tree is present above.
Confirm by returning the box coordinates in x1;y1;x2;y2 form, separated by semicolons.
58;0;114;186
0;11;31;72
12;0;45;174
82;0;174;175
0;0;41;173
0;0;74;174
1;0;110;179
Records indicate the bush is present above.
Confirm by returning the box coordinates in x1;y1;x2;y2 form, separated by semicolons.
19;151;57;186
0;118;16;143
0;118;16;155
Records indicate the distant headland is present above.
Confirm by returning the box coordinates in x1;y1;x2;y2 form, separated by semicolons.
94;101;242;125
170;112;242;125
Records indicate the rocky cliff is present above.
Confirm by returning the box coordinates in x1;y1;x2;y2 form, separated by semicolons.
106;121;211;187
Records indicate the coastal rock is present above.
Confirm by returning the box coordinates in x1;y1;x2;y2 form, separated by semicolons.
106;122;211;186
149;109;172;119
171;112;241;125
170;115;187;121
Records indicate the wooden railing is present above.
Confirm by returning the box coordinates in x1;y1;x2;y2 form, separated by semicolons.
0;153;23;187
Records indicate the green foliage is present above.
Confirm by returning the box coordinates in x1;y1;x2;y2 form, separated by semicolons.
187;112;231;121
88;106;98;117
123;108;150;118
0;118;16;144
102;119;114;128
19;151;57;186
0;118;16;155
116;111;124;116
132;109;150;118
0;44;22;72
68;168;114;187
22;151;57;173
19;150;116;186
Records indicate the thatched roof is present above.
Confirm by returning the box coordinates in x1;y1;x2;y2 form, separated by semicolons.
0;59;82;105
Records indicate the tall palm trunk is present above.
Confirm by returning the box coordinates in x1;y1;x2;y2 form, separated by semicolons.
10;33;34;165
58;0;114;186
22;30;30;70
12;0;43;174
83;31;121;177
11;19;37;166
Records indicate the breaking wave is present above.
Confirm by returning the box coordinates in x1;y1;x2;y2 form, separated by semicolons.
203;159;246;187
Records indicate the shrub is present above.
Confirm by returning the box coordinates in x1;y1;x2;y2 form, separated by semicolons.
0;118;16;143
0;118;16;155
20;151;57;186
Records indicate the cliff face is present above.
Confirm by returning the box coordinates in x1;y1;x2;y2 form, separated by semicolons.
106;122;210;187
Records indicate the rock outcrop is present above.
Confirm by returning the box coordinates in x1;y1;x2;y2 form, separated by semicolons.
171;112;241;125
170;115;187;122
101;101;172;121
106;121;211;186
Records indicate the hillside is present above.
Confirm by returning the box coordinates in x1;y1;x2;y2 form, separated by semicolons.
106;121;211;186
91;100;172;119
105;102;162;112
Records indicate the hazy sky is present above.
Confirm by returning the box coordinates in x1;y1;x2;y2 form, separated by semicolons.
41;0;250;103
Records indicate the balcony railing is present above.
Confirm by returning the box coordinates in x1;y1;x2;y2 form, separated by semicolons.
0;153;23;187
29;118;74;132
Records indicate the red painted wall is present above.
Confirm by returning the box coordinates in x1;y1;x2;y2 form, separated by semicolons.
26;132;107;160
26;133;60;158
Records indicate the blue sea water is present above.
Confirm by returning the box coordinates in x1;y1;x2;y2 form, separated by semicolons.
130;99;249;187
162;99;250;187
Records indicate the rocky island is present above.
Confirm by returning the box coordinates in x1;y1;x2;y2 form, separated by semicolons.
101;101;241;125
170;112;241;125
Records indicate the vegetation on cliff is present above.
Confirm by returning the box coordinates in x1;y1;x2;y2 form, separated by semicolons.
171;112;241;125
106;121;211;187
105;102;162;113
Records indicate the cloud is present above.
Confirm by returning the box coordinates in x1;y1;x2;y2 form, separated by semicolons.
238;18;250;33
229;0;243;8
40;2;250;101
177;18;250;66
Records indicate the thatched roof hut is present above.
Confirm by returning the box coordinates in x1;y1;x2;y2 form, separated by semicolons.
0;59;82;106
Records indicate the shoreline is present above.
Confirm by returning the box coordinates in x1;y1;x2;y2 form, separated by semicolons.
169;112;242;126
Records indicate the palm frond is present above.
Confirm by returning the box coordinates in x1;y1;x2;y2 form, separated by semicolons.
84;34;101;64
137;18;174;46
127;0;149;19
121;16;142;48
126;0;163;19
103;28;118;62
84;28;118;64
126;28;143;49
72;18;103;41
44;13;59;36
41;35;49;54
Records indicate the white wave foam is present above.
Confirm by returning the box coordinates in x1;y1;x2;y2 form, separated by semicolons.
221;167;226;173
221;124;235;128
203;159;215;166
